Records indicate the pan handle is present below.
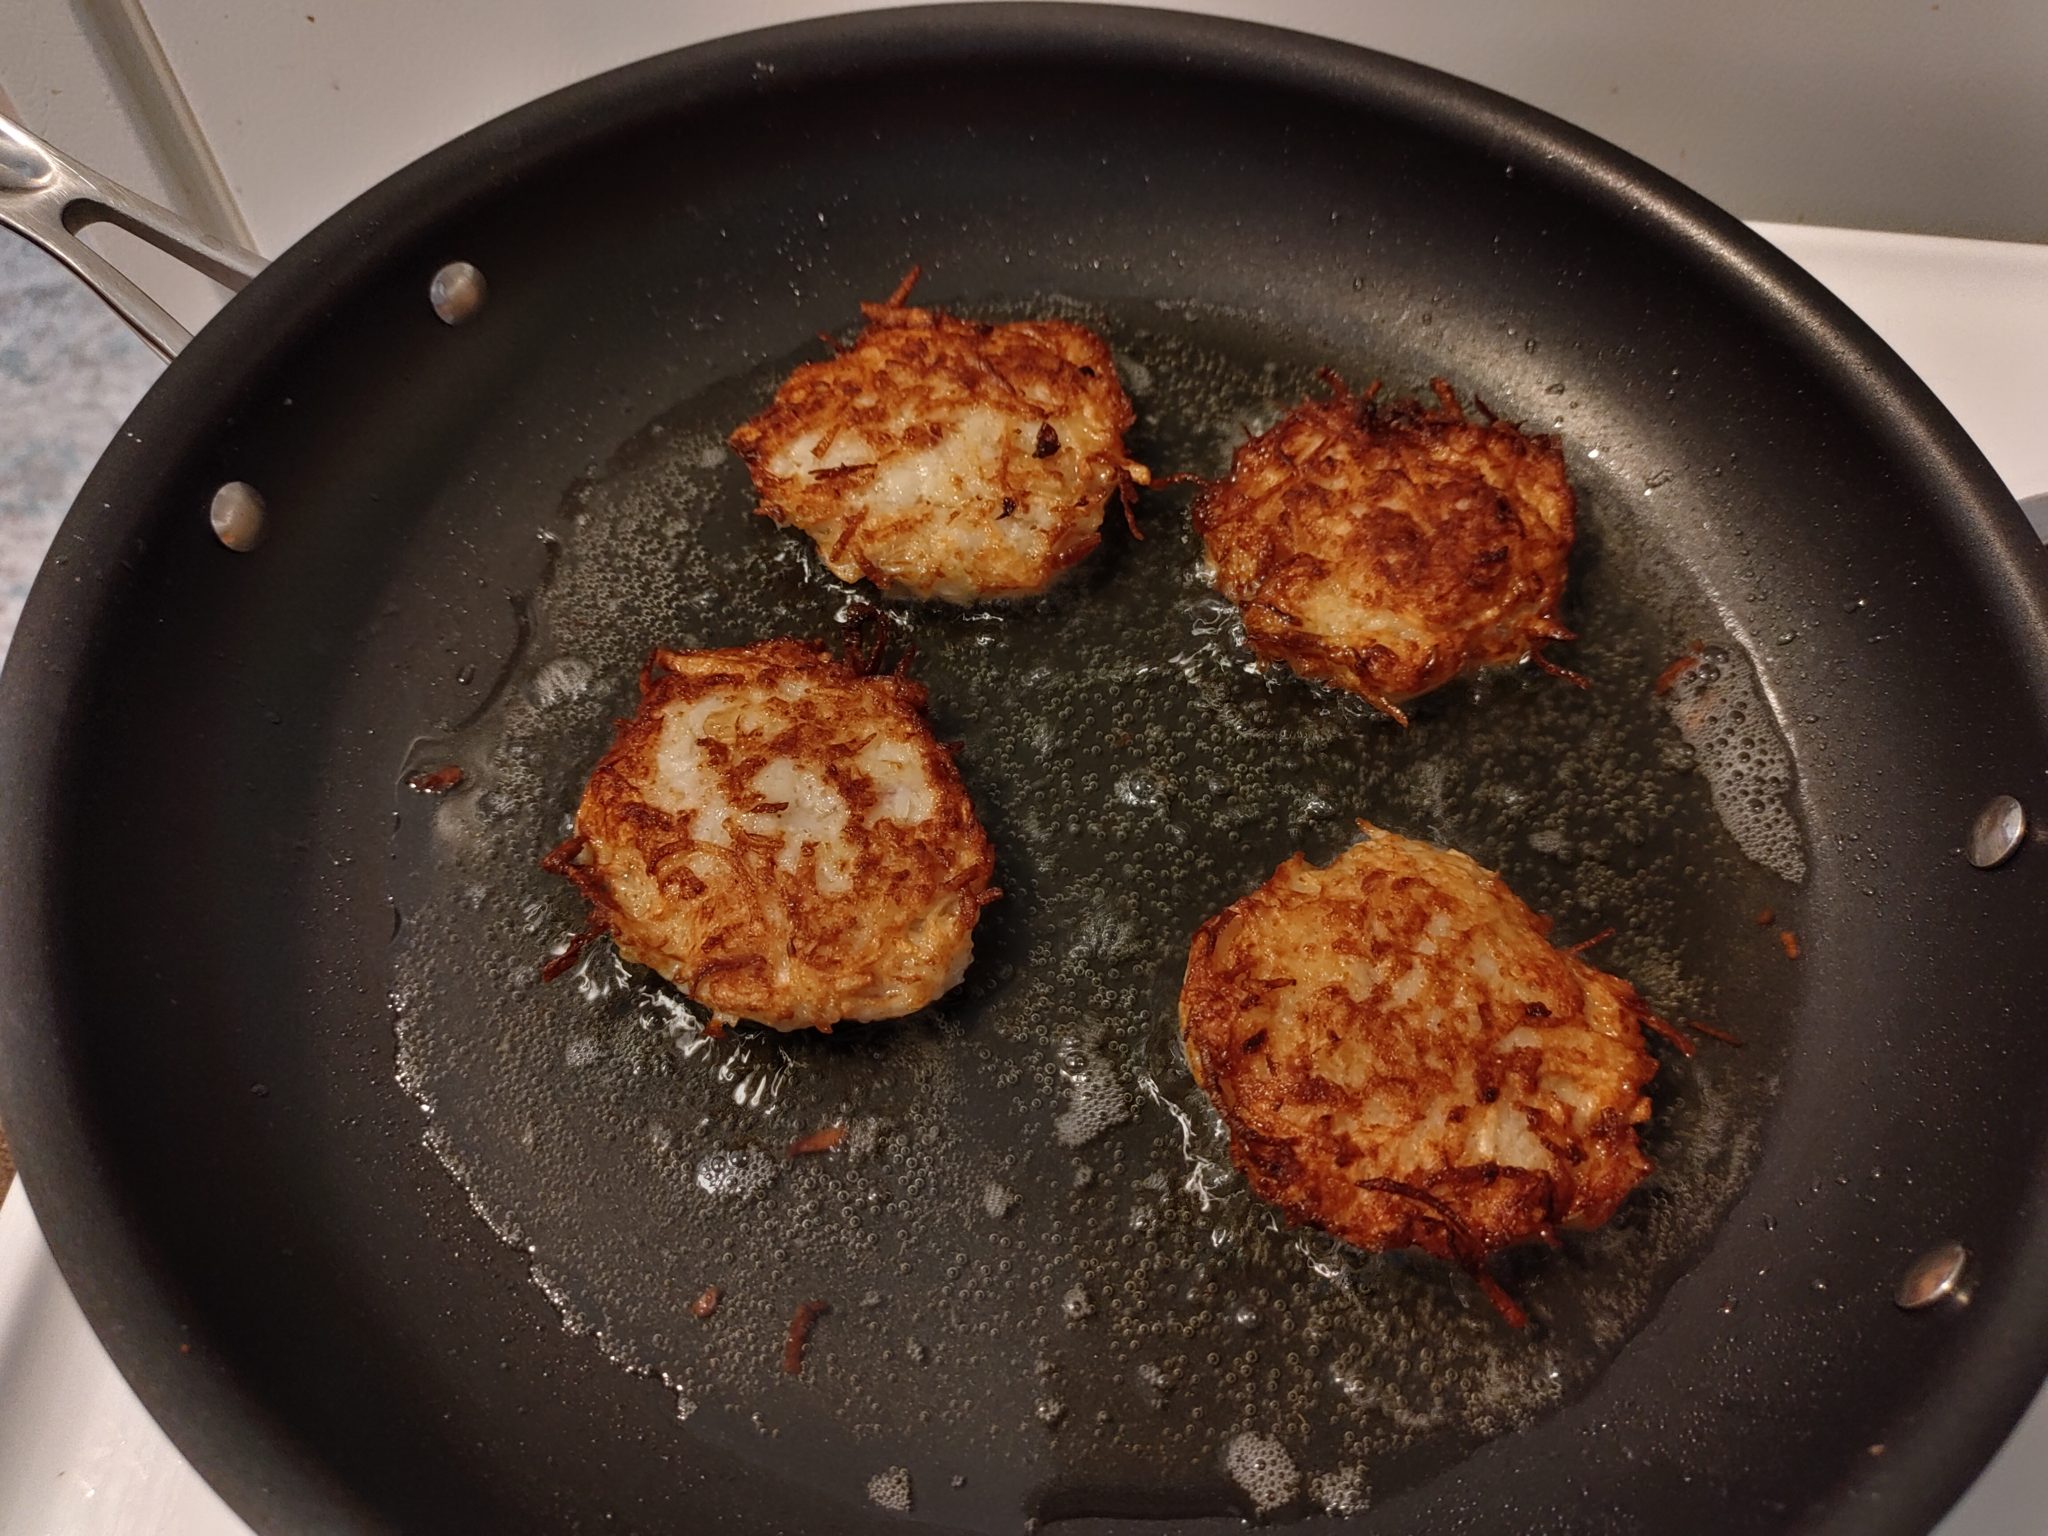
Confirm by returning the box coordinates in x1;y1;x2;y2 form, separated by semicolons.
0;111;264;361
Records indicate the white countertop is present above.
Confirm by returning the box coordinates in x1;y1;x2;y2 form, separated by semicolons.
2;220;2047;1535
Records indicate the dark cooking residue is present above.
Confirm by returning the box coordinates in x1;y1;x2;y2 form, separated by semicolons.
388;297;1803;1522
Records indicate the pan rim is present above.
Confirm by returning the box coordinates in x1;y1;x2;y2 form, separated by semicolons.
3;5;2046;1533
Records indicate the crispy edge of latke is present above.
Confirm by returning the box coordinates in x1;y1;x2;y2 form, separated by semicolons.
1189;374;1578;723
541;636;997;1028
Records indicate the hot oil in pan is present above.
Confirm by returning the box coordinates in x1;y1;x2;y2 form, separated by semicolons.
389;298;1805;1525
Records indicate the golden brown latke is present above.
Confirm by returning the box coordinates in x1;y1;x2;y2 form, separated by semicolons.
1192;376;1576;722
1180;826;1661;1297
728;270;1149;602
544;638;996;1031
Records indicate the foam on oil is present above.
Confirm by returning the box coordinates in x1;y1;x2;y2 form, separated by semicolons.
388;296;1804;1524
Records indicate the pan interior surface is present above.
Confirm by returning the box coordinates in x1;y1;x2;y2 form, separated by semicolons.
6;9;2048;1536
389;295;1801;1521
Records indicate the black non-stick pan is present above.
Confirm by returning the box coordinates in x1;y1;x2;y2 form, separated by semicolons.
3;7;2046;1533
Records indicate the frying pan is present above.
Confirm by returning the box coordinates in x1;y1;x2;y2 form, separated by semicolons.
2;6;2046;1533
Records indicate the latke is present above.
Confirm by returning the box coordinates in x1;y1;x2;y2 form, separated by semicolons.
1193;377;1575;721
730;271;1148;602
546;638;996;1031
1180;826;1660;1283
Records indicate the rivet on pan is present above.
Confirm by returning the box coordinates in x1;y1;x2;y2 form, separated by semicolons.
1896;1242;1971;1311
209;481;266;552
430;261;487;325
1966;795;2027;869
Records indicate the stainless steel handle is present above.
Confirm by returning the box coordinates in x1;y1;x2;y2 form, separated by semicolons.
0;112;264;360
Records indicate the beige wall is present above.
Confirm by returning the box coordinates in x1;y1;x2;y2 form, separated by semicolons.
5;0;2047;272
